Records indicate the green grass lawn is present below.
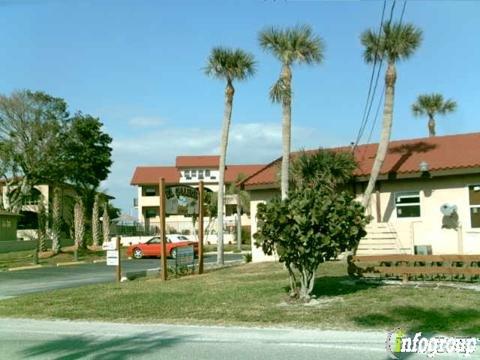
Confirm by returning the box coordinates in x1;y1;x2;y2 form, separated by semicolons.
0;261;478;335
0;248;109;270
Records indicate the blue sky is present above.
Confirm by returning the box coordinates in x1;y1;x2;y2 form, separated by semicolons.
0;0;479;213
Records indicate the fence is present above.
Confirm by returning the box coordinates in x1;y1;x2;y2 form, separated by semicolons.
348;254;480;283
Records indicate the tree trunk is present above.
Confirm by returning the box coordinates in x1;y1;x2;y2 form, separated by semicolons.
299;268;315;300
280;65;292;200
361;62;397;211
428;116;436;137
37;196;48;252
217;80;234;265
74;198;85;249
102;203;110;245
236;195;242;252
92;194;101;247
51;187;61;254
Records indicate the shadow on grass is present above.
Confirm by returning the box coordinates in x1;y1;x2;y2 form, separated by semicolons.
354;306;480;336
283;275;381;298
22;331;186;360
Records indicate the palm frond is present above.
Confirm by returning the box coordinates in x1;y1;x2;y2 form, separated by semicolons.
269;77;291;103
412;93;457;117
259;24;324;66
204;47;256;82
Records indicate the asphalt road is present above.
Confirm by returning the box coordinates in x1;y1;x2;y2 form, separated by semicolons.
1;318;476;360
0;253;242;299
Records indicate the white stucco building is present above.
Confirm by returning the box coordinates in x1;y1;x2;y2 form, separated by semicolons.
240;132;480;262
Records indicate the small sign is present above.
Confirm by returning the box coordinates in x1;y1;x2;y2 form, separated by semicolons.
106;250;119;266
175;246;194;267
102;242;117;251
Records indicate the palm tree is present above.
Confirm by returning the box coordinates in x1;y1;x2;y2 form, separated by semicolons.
51;187;62;254
205;47;256;265
361;22;422;209
412;93;457;137
259;25;324;200
92;194;101;248
226;173;251;251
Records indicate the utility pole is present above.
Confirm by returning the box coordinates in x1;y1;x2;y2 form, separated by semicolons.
159;178;167;281
198;181;204;274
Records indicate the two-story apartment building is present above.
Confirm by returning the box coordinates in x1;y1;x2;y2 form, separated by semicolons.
131;155;264;243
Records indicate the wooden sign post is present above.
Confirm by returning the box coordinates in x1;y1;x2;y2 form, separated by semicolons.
198;181;204;274
159;178;168;281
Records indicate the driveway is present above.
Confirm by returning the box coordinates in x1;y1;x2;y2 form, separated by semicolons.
0;253;242;299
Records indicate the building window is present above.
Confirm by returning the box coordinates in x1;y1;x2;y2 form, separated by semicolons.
145;208;158;218
191;170;197;178
469;185;480;228
395;191;421;218
205;169;211;177
143;186;156;196
21;188;41;205
198;170;204;179
184;170;190;179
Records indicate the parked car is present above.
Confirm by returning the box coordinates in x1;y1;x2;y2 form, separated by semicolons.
127;235;198;259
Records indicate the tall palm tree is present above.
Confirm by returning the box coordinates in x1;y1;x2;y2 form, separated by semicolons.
361;22;422;209
259;25;324;200
205;47;256;265
412;93;457;137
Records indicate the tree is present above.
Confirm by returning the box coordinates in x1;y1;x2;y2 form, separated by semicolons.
227;173;250;251
37;195;48;252
50;187;62;254
74;197;85;249
92;194;101;248
0;90;69;214
102;203;110;245
289;150;357;192
412;93;457;137
259;25;324;200
361;22;422;209
255;150;369;300
205;47;256;265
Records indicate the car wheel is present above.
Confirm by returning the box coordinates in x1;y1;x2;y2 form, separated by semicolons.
170;248;177;259
133;248;143;259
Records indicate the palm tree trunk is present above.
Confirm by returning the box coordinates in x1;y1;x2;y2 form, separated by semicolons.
102;203;110;245
51;187;61;254
74;198;85;249
361;62;397;212
281;65;292;200
92;194;101;248
236;195;242;252
217;80;234;265
428;116;436;137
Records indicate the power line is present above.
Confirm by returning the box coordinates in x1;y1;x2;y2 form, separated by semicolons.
352;0;387;150
361;0;407;157
353;0;397;151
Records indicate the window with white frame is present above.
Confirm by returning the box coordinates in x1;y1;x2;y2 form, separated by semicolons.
395;191;421;218
143;186;156;197
184;170;191;179
191;169;197;178
469;185;480;228
198;170;204;179
205;169;211;177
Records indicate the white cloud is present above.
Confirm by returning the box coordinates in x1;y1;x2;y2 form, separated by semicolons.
127;116;165;128
104;122;343;213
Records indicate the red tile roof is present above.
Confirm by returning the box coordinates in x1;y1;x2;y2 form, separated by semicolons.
175;156;220;168
242;132;480;188
131;167;180;185
131;163;265;185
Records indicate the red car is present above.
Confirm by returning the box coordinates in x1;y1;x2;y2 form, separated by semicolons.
127;236;198;259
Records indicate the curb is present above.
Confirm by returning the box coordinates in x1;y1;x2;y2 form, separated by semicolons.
8;264;43;272
56;261;87;267
92;259;106;264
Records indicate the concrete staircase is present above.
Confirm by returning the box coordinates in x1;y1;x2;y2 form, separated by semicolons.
356;223;407;255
